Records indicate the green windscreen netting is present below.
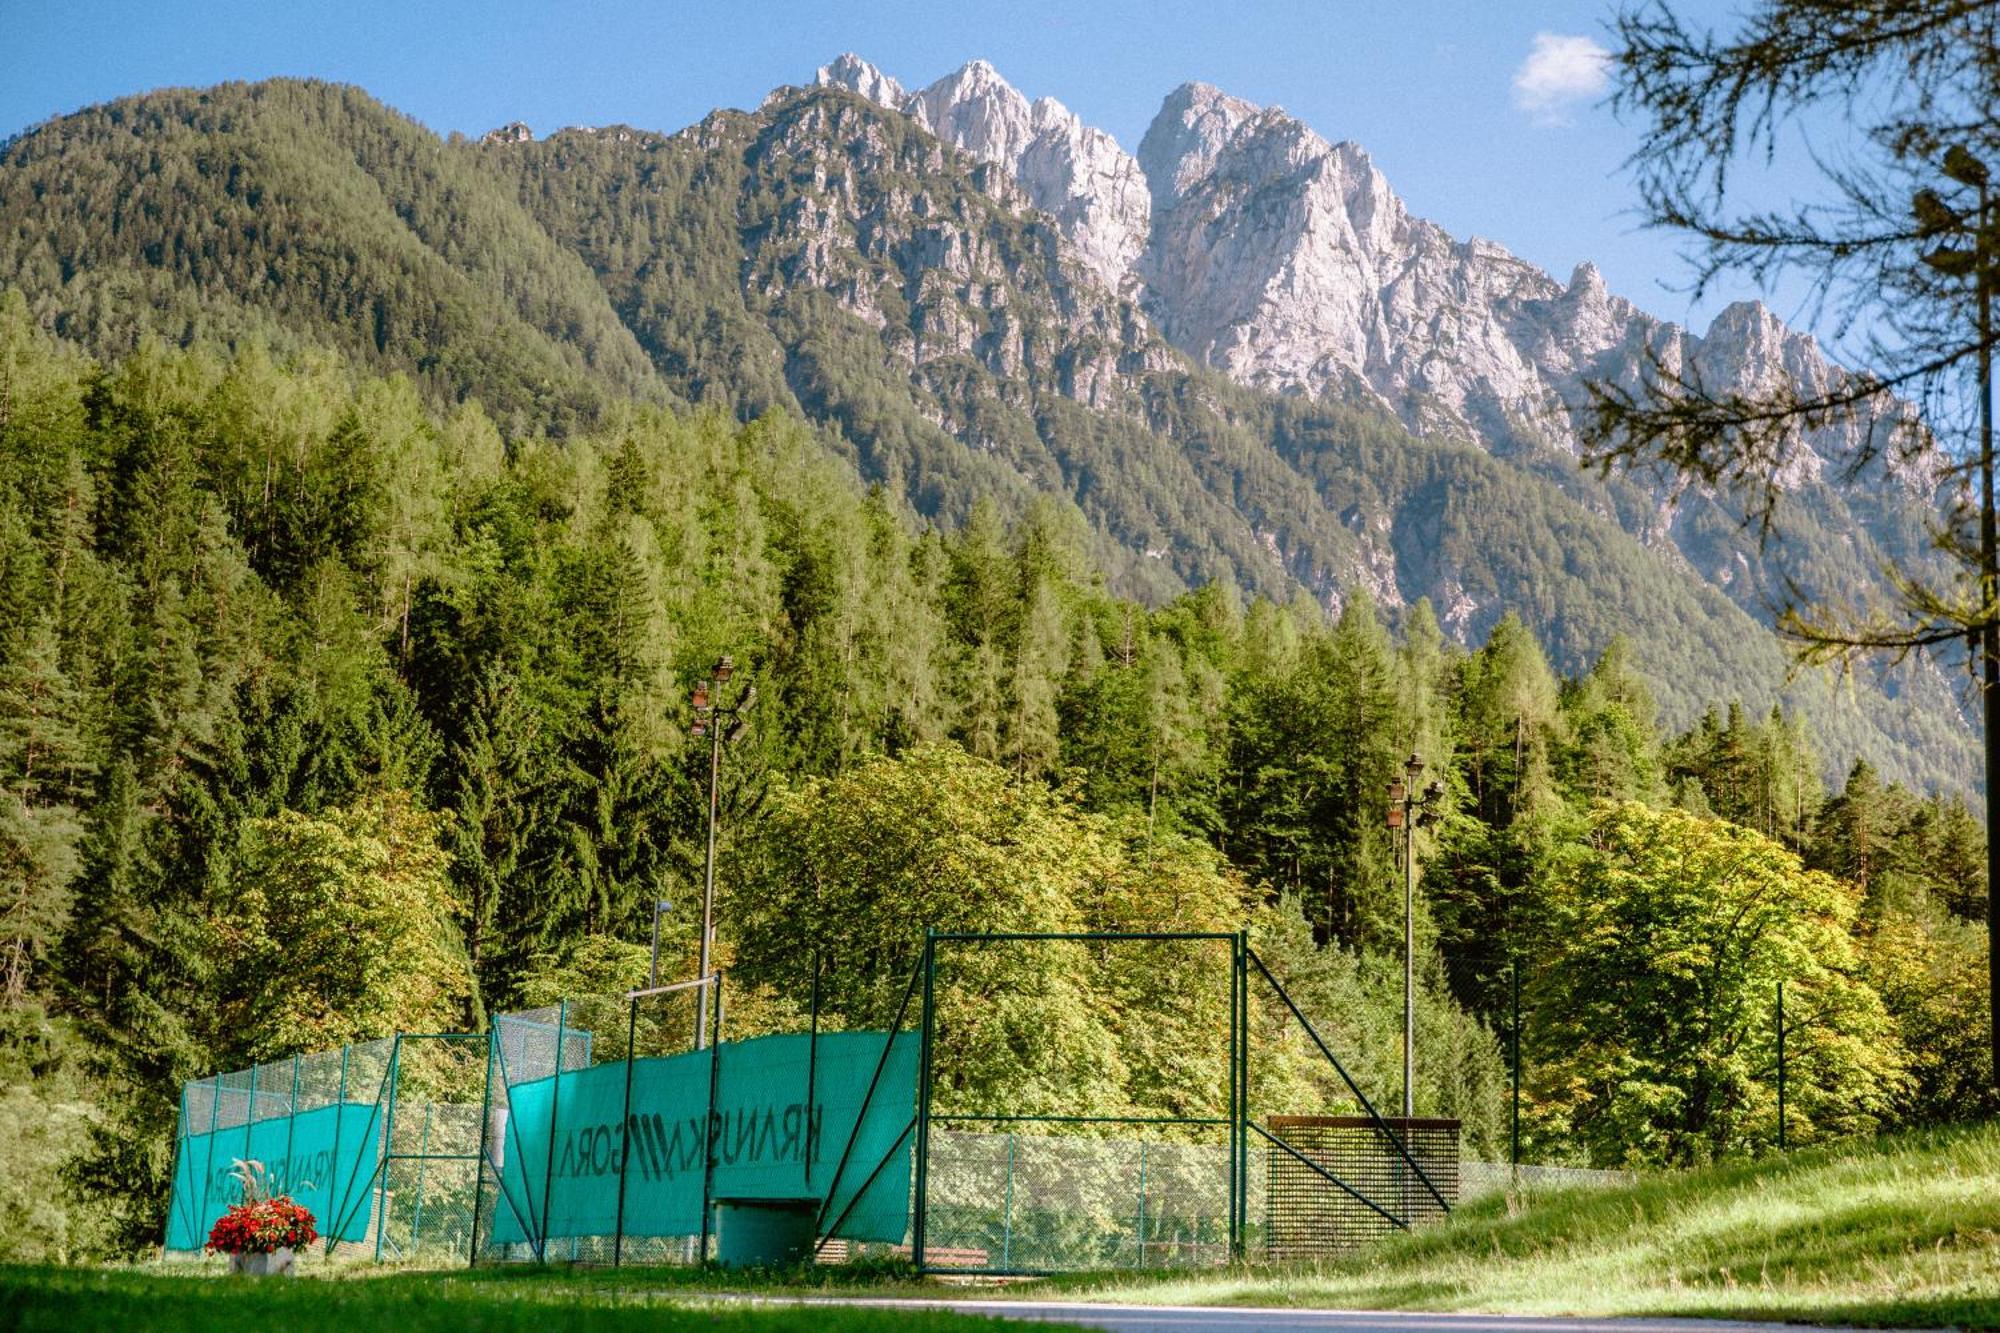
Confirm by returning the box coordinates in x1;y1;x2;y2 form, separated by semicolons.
164;1015;918;1265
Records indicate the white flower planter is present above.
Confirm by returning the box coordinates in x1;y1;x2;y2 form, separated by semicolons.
227;1247;295;1277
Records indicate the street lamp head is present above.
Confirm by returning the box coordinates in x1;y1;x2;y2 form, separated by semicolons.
713;654;735;682
1405;752;1424;777
692;683;710;711
1424;779;1445;803
1913;187;1963;236
1943;144;1990;189
691;720;707;738
1923;245;1980;278
1387;778;1407;805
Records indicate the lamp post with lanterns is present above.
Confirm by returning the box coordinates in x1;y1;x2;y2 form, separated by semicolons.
1388;753;1444;1120
690;654;756;1049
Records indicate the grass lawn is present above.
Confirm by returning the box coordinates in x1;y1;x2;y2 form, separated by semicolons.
0;1263;1066;1332
5;1123;1994;1331
1039;1122;2000;1328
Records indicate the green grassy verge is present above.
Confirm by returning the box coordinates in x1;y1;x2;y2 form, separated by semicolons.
6;1124;1994;1330
0;1264;1056;1333
1039;1122;2000;1327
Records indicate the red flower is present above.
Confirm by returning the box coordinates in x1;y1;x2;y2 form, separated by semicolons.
206;1196;319;1255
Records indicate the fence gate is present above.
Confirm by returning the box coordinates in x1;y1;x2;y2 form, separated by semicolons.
907;929;1458;1275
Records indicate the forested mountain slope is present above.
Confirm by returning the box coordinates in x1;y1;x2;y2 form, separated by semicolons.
0;78;1973;790
0;81;665;433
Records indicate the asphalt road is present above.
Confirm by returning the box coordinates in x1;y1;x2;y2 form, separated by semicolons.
759;1300;1912;1333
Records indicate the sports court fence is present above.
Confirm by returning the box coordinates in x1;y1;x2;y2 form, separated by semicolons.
166;930;1579;1272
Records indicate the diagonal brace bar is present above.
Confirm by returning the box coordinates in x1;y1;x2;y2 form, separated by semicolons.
1250;1121;1408;1230
1247;946;1451;1214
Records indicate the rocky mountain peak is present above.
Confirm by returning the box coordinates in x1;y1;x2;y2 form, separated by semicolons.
814;54;1150;289
480;121;533;146
1137;82;1260;209
815;53;905;107
809;56;1884;497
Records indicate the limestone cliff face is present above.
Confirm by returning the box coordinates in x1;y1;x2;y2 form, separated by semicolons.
822;57;1880;483
737;87;1168;413
1135;81;1877;477
816;55;1150;292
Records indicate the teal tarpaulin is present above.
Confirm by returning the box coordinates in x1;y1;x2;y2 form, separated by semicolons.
165;1101;383;1251
491;1031;916;1246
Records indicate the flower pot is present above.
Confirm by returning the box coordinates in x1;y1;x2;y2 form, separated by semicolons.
228;1247;295;1277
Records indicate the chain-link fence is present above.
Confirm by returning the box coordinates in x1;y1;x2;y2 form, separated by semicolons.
170;930;1662;1272
166;1036;470;1262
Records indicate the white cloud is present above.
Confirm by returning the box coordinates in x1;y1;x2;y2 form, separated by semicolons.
1511;32;1610;126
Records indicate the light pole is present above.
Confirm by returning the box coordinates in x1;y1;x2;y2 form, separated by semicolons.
1917;144;1998;1089
690;654;756;1049
648;895;671;989
1387;753;1444;1120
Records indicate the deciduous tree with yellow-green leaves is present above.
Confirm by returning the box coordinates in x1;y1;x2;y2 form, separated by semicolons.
1528;802;1904;1167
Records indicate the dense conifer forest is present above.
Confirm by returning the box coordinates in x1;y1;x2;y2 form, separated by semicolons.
0;303;1988;1258
0;78;1976;794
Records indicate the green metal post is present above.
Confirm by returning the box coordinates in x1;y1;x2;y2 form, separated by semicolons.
1227;933;1239;1260
700;976;724;1263
1136;1139;1147;1267
469;1029;494;1268
283;1055;301;1197
410;1101;434;1256
199;1076;221;1242
1001;1132;1014;1270
1777;980;1788;1151
539;1002;567;1262
913;931;936;1270
1235;930;1249;1262
323;1046;350;1257
1510;959;1521;1177
373;1036;403;1262
805;951;820;1186
614;996;639;1267
244;1064;258;1169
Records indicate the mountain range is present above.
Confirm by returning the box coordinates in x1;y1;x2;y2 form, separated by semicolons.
0;63;1972;789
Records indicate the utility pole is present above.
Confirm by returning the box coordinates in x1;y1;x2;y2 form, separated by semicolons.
689;655;756;1049
1387;753;1444;1120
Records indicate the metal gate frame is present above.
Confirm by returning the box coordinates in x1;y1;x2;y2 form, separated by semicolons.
909;929;1452;1275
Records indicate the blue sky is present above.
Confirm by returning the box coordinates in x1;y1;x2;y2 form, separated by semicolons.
2;0;1797;335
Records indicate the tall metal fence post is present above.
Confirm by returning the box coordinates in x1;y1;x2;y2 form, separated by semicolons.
373;1035;403;1262
199;1076;222;1238
913;931;937;1270
1136;1138;1148;1266
614;995;639;1267
323;1045;350;1256
1510;958;1521;1177
1234;929;1250;1262
1226;932;1239;1261
805;951;820;1187
700;974;725;1263
469;1028;494;1269
243;1064;258;1169
284;1055;301;1196
1001;1132;1014;1270
1777;979;1788;1151
539;1001;568;1262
